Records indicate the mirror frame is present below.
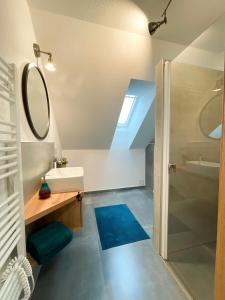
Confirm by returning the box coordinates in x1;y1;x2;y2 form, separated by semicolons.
22;63;50;140
199;92;223;140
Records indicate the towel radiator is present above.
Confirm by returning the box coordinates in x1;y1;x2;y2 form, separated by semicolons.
0;56;28;299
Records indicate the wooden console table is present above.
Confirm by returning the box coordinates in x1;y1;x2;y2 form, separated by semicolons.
24;191;83;232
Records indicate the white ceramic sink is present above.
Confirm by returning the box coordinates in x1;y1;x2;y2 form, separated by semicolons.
45;167;84;193
185;161;220;180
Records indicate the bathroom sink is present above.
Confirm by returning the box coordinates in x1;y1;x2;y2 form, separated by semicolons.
185;161;220;180
45;167;84;193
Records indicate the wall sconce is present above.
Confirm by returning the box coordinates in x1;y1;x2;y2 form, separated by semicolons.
33;43;56;72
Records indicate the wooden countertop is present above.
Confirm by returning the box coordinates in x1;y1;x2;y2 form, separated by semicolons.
24;191;80;225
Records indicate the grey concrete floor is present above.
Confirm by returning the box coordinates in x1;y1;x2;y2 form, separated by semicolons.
31;188;187;300
169;244;215;300
168;192;216;300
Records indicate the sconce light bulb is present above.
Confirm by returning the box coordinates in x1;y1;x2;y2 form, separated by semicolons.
45;56;56;72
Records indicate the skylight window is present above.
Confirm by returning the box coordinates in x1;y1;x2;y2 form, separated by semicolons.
118;95;136;126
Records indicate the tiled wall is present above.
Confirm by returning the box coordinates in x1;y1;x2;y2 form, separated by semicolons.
170;62;223;165
168;62;222;252
21;142;54;203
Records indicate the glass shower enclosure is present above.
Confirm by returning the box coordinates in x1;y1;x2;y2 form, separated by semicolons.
163;61;223;299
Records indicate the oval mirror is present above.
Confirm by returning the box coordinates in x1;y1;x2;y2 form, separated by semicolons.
199;92;223;139
22;63;50;140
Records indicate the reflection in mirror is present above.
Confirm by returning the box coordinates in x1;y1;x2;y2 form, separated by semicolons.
209;124;222;139
199;90;223;139
22;63;50;140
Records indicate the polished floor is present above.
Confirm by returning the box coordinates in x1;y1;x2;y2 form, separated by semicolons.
31;188;187;300
167;195;216;300
169;244;215;300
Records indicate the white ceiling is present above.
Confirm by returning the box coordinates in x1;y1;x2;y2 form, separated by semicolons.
29;7;153;148
190;13;225;53
28;0;166;36
174;12;225;71
27;0;225;149
29;0;225;45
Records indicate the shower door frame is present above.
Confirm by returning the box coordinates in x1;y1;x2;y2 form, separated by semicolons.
153;59;170;259
215;61;225;300
160;60;170;260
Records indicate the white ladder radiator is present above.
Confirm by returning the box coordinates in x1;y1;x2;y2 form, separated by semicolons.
0;57;32;299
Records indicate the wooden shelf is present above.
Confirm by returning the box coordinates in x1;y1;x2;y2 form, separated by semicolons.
24;191;81;225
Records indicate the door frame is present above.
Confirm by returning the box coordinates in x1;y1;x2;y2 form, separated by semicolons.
160;61;171;260
215;60;225;300
153;59;170;259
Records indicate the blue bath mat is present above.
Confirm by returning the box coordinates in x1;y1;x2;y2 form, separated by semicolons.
95;204;150;250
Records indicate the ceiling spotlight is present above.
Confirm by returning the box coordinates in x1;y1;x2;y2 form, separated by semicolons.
148;18;167;36
33;43;56;72
148;0;172;36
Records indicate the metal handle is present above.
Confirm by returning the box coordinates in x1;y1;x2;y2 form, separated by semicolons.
169;163;176;173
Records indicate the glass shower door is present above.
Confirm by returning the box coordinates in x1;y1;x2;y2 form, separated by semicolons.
167;62;223;300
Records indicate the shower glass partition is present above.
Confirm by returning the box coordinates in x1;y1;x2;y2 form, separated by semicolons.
167;62;223;300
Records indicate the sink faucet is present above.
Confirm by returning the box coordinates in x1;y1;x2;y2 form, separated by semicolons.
53;158;57;168
199;154;203;164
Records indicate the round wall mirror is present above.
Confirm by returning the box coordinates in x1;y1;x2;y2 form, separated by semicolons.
22;63;50;140
199;92;223;139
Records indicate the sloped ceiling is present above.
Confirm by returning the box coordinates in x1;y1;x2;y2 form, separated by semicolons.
111;79;155;149
29;0;225;44
190;14;225;53
131;101;155;148
29;7;153;149
28;0;225;149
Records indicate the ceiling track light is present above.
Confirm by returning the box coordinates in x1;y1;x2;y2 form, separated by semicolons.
33;43;56;72
148;0;173;36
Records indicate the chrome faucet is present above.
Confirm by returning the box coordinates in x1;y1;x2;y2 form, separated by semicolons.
53;158;57;168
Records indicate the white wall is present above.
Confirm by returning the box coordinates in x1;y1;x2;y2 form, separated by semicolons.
29;7;190;150
63;149;145;192
28;5;194;193
0;0;61;155
30;8;153;149
175;46;224;71
152;39;186;71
